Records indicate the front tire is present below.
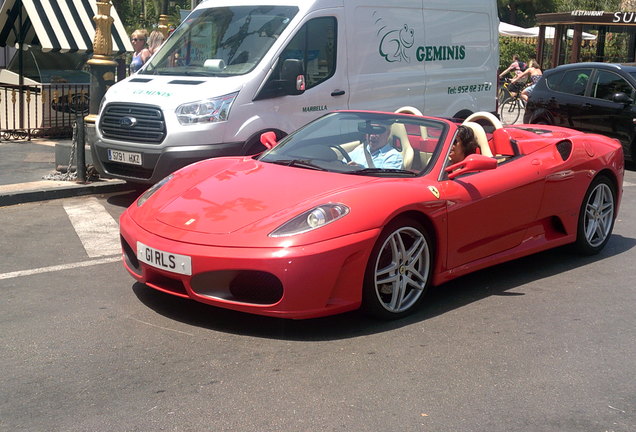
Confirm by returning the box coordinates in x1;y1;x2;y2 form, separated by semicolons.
362;218;432;319
499;98;522;125
574;175;616;255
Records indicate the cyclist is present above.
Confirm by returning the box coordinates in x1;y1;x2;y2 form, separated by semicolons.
499;55;527;98
499;54;525;80
510;60;543;103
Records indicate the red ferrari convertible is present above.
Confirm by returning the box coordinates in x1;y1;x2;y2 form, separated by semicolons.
120;109;624;319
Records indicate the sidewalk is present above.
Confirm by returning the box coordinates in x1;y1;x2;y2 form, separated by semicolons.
0;138;133;207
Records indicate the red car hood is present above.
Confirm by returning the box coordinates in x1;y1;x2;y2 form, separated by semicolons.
153;158;375;235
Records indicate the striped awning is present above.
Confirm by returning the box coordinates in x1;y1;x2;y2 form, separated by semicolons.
0;0;133;54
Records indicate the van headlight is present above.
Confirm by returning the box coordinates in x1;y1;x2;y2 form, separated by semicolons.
269;204;350;237
175;92;238;125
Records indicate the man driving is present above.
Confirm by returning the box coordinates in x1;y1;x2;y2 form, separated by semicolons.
349;121;403;169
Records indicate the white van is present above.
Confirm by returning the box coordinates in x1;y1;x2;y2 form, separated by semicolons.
92;0;499;183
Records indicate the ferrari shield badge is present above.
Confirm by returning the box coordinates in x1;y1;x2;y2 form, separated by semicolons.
428;186;440;199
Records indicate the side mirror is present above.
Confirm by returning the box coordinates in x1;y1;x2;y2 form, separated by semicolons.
280;59;305;95
612;92;633;105
259;131;278;150
445;154;497;180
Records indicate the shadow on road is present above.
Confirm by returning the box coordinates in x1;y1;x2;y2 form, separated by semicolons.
106;187;147;208
131;233;636;341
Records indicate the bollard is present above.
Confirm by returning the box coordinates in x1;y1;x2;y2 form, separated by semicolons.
75;113;87;183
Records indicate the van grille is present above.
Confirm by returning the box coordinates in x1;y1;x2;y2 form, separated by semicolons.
100;103;166;144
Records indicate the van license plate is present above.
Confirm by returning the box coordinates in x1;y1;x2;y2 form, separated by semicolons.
108;149;142;165
137;242;192;276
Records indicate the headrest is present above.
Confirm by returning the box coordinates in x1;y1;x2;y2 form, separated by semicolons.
358;121;389;134
461;121;493;157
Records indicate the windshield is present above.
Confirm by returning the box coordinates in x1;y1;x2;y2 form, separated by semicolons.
142;5;298;77
259;112;448;176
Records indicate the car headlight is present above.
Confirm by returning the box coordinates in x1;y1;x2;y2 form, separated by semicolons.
137;174;173;207
175;92;238;125
269;204;350;237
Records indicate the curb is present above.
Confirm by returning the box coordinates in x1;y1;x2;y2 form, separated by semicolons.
0;180;134;207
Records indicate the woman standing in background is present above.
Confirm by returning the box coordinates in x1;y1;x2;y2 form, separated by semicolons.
147;30;165;56
129;29;150;74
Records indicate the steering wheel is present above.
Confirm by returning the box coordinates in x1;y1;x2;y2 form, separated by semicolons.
331;144;352;163
463;111;503;130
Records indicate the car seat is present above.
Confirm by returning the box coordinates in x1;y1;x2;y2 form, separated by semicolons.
389;123;414;170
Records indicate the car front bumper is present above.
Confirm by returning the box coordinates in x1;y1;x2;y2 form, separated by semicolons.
119;210;380;319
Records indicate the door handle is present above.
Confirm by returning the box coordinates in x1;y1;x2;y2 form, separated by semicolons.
331;90;345;96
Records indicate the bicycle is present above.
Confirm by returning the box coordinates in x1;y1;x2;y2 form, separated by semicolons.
499;80;527;125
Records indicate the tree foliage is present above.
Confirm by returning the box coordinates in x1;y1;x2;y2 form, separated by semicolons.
498;0;556;27
112;0;192;33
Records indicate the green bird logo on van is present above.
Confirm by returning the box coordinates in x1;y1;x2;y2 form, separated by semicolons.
378;22;415;63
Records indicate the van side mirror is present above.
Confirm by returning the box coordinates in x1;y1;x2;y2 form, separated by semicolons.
281;59;305;95
259;131;278;150
445;154;497;180
612;92;633;105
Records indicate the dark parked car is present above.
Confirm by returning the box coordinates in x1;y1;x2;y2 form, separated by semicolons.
524;62;636;162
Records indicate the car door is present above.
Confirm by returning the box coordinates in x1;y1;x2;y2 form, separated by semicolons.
579;69;636;149
440;156;545;270
548;68;593;129
254;12;349;129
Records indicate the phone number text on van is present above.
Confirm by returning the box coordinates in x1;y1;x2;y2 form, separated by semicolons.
447;83;492;94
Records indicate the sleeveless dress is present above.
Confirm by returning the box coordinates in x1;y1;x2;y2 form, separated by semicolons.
130;52;144;74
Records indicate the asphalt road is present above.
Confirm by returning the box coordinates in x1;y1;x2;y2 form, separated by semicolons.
1;170;635;432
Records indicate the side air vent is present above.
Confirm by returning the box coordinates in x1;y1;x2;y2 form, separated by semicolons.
556;140;573;161
99;103;166;144
168;80;205;85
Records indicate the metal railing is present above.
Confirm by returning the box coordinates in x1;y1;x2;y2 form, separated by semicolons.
0;82;90;140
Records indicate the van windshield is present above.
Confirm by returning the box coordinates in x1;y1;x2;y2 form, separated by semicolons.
142;6;298;77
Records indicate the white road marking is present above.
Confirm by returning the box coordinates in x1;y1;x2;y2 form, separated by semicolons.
63;197;121;257
0;256;120;280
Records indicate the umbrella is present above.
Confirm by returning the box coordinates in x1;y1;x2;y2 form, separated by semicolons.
499;22;536;37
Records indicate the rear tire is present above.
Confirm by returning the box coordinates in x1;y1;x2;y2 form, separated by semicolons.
361;217;432;319
574;175;616;255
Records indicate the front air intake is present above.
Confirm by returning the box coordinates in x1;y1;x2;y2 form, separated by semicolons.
191;270;284;305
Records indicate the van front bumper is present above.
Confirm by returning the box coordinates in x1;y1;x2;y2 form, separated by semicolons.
91;140;246;184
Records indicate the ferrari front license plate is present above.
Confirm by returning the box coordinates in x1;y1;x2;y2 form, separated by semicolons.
108;149;142;165
137;242;192;276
